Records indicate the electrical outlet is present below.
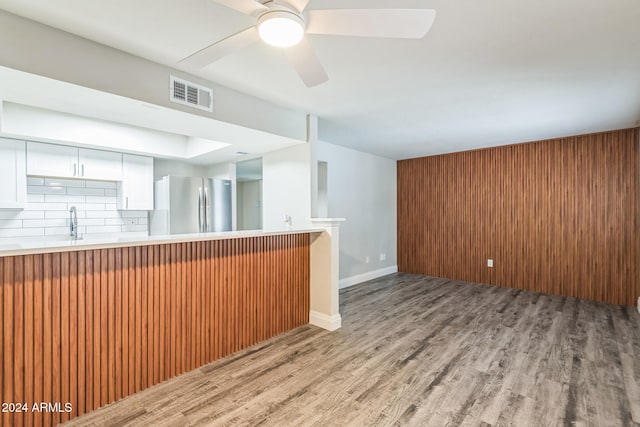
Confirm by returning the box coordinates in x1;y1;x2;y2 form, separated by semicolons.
487;259;494;268
365;256;370;264
380;253;386;261
126;218;137;226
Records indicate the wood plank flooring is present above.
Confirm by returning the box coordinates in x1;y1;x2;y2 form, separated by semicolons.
62;273;640;427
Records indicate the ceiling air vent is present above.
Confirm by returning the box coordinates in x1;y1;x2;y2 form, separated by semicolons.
169;75;213;112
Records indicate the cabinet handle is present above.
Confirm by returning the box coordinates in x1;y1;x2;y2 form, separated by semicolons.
81;164;85;177
73;163;77;176
126;196;129;209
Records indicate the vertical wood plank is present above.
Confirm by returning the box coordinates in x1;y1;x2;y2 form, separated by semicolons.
134;246;142;393
51;253;61;426
2;258;13;427
60;252;70;424
100;250;108;407
12;257;24;427
204;242;211;363
69;252;78;421
0;260;4;427
185;242;192;372
158;245;166;382
196;242;201;368
84;251;94;414
212;241;220;361
181;243;187;373
92;250;101;411
24;256;34;427
121;247;129;400
128;247;136;396
77;252;86;418
42;254;52;427
32;255;44;427
107;249;116;405
115;249;122;402
153;245;160;386
140;246;148;391
170;244;177;379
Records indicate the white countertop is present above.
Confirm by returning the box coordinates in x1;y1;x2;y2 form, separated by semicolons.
0;229;324;257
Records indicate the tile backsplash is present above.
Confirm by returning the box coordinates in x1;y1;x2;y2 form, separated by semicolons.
0;177;148;238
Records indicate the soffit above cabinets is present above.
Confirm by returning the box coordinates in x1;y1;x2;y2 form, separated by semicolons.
0;66;305;164
2;102;230;159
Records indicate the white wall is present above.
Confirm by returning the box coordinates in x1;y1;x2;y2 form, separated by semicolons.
153;159;206;180
262;144;311;231
312;141;397;283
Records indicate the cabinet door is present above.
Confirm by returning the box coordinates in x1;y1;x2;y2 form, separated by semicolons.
78;148;123;181
0;138;26;209
118;154;154;210
26;141;77;178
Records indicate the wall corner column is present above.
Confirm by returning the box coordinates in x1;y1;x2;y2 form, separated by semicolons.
309;218;345;331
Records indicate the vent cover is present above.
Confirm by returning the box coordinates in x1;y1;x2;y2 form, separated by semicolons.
170;76;213;112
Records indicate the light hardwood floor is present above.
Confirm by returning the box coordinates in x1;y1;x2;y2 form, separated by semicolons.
63;273;640;426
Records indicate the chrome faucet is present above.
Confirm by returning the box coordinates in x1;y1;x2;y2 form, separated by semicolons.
69;206;79;240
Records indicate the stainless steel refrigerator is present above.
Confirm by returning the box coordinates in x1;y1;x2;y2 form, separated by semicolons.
149;175;232;235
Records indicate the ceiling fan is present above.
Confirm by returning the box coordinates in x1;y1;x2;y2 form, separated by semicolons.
179;0;436;87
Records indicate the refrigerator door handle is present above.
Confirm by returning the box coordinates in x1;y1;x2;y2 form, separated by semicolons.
204;186;209;232
198;186;203;232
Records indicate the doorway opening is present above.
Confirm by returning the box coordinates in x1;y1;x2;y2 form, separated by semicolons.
236;158;263;230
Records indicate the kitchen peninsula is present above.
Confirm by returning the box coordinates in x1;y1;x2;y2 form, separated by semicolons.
0;227;340;426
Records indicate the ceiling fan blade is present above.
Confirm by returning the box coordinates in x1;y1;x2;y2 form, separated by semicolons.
306;9;436;39
276;0;310;14
211;0;268;16
179;27;260;68
284;38;328;87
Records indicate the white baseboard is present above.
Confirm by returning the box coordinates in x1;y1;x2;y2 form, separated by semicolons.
309;310;342;331
339;265;398;289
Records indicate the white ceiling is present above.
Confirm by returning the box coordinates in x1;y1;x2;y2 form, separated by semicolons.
0;0;639;159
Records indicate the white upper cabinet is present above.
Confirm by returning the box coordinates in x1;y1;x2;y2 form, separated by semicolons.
0;138;27;209
78;148;122;181
26;141;77;178
117;154;154;210
27;142;122;181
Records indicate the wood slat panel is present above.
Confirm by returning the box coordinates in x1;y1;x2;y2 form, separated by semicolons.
60;252;69;424
51;253;60;427
13;257;24;427
92;250;101;411
77;253;85;419
114;249;122;403
69;252;78;422
33;256;43;427
84;252;94;415
398;128;640;306
3;259;14;427
1;234;310;427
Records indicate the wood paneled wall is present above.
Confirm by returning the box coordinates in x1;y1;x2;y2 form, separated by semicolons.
0;234;310;427
398;128;639;306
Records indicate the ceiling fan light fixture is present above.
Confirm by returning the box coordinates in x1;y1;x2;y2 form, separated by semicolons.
257;11;305;48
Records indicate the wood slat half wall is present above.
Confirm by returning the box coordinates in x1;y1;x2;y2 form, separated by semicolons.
0;234;310;427
398;128;640;306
